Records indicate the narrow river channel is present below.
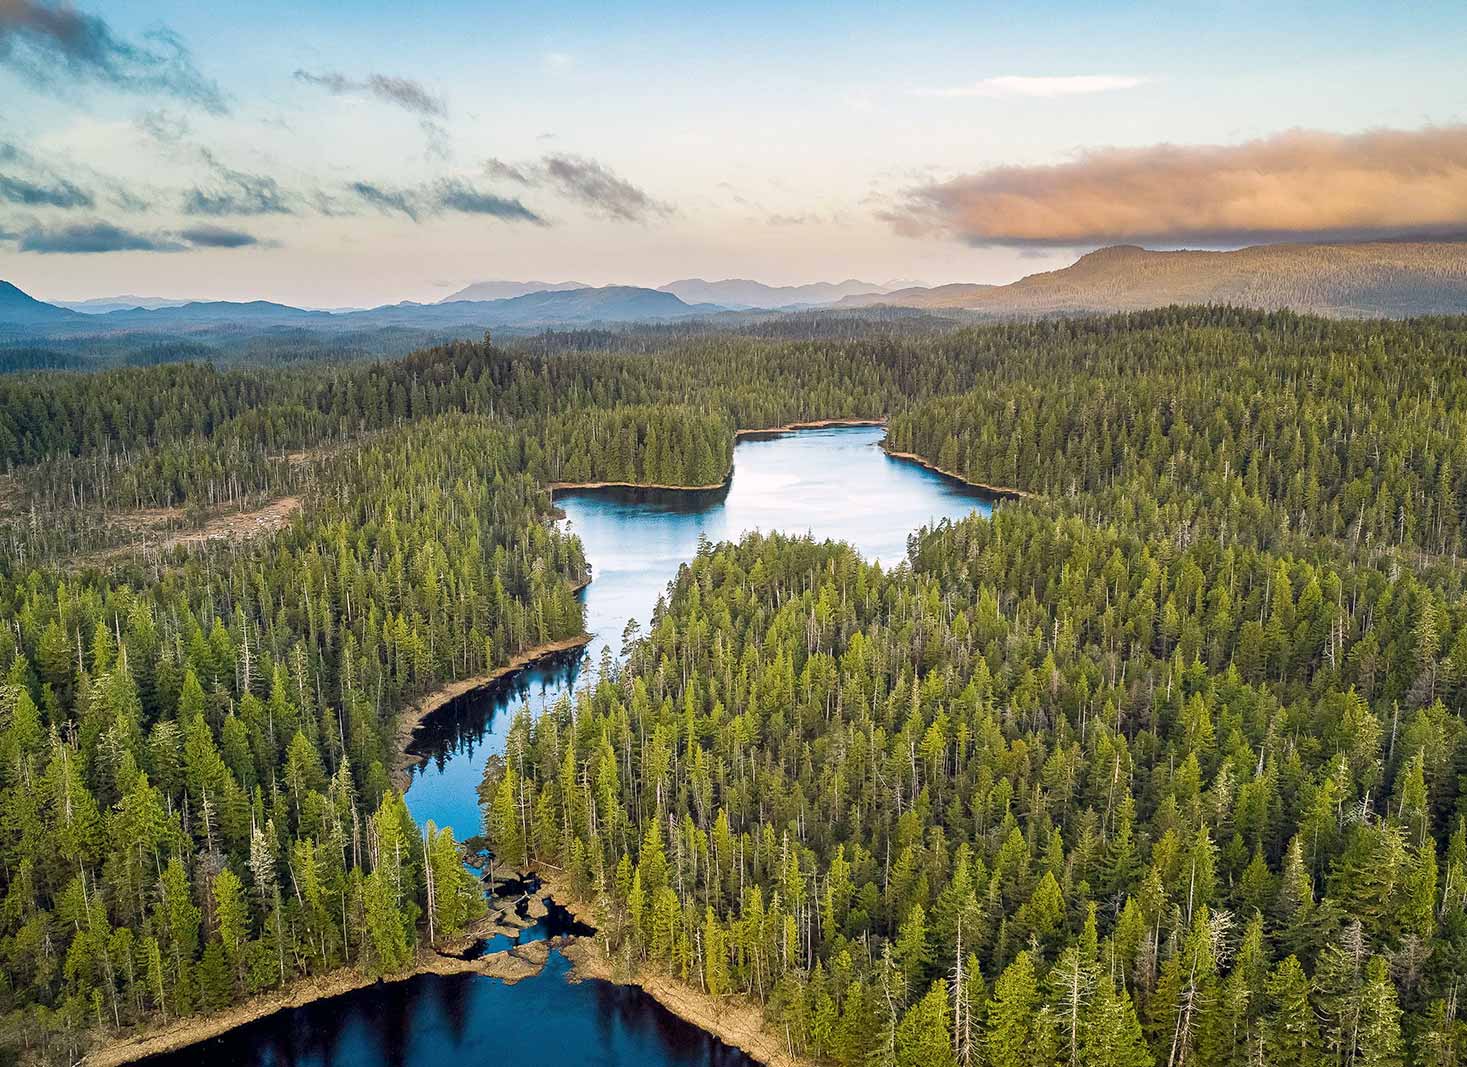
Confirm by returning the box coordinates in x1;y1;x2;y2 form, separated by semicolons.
141;425;995;1067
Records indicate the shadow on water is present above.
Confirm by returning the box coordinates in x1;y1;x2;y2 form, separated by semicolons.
405;646;587;772
399;647;588;839
552;482;733;512
137;952;759;1067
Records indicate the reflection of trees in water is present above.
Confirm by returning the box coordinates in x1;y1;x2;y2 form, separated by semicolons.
433;971;473;1052
145;952;759;1067
142;975;430;1067
370;976;422;1067
407;649;588;776
589;976;752;1064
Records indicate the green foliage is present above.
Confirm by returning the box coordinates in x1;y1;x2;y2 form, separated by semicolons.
6;307;1467;1064
888;313;1467;560
489;507;1467;1064
0;404;716;1059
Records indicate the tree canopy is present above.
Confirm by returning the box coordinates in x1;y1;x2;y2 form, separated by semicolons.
4;306;1467;1065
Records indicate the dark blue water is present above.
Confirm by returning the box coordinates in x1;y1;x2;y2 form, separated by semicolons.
158;428;994;1067
142;953;756;1067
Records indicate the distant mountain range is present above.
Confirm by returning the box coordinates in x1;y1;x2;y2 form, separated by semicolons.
350;286;723;327
438;277;888;308
0;282;727;335
98;299;332;326
53;295;197;314
440;280;590;303
836;242;1467;318
656;278;888;309
7;242;1467;337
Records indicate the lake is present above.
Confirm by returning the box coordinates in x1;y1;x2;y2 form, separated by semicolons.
402;425;994;839
144;426;994;1067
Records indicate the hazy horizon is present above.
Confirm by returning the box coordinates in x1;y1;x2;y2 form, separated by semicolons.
2;0;1465;306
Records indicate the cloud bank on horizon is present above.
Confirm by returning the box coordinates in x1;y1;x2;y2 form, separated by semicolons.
0;0;1463;301
885;127;1467;248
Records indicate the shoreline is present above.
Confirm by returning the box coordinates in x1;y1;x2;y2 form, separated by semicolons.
538;869;809;1067
83;935;524;1067
390;632;593;791
548;420;889;496
549;475;729;492
86;871;800;1067
734;416;886;437
882;446;1035;499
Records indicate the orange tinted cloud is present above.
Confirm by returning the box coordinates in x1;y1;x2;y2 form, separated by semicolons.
886;126;1467;246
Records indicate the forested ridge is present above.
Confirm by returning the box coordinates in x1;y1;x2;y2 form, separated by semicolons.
2;307;1467;1065
491;513;1467;1067
0;404;731;566
886;314;1467;559
843;242;1467;319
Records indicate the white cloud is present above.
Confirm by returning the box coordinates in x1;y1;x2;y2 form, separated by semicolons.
911;75;1149;99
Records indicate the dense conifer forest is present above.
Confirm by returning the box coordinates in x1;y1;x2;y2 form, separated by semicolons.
886;315;1467;558
3;308;1467;1065
498;512;1466;1066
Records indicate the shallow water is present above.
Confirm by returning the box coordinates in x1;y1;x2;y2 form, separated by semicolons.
154;427;994;1067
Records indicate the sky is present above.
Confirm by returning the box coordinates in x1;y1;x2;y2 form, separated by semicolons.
1;0;1465;306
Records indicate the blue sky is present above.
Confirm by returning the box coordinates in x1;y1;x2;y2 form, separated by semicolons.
2;1;1465;305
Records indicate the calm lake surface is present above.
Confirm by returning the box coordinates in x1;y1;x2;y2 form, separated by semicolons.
148;426;994;1067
